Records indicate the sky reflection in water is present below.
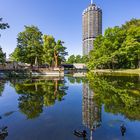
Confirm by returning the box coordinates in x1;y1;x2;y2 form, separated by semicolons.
0;75;140;140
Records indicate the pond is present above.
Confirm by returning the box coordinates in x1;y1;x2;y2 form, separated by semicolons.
0;74;140;140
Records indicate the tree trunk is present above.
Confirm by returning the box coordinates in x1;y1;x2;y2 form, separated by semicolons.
138;75;140;82
55;57;58;67
54;52;58;68
138;54;140;68
35;57;38;67
54;80;58;96
35;83;38;91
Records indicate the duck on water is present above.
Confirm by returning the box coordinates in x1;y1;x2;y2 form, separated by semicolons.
0;126;8;140
73;130;87;138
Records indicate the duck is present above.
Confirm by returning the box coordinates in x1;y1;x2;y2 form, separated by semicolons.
0;126;8;139
1;126;8;132
73;130;87;137
120;124;126;136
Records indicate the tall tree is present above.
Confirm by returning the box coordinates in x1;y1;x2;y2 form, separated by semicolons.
0;47;6;64
67;54;89;64
75;55;82;63
0;18;9;63
11;26;43;66
43;35;68;67
43;35;55;67
54;40;67;67
88;19;140;70
67;55;75;64
122;25;140;68
81;55;89;63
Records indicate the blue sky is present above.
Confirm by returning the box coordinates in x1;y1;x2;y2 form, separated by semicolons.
0;0;140;57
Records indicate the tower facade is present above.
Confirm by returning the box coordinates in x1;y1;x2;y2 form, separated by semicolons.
82;2;102;55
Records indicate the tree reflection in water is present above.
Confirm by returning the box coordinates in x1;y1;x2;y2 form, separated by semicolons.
81;73;140;139
11;77;68;119
87;72;140;121
67;76;87;84
0;126;8;140
0;79;6;96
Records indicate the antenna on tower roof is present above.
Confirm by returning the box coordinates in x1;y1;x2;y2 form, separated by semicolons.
91;0;93;4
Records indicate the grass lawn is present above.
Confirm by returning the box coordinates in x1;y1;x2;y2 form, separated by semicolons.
92;69;140;76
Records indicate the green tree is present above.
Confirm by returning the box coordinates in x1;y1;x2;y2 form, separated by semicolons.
67;55;88;64
75;55;82;63
0;47;6;64
0;18;9;64
43;35;55;67
122;25;140;68
11;26;43;66
43;35;68;67
88;19;140;70
88;35;105;69
0;18;9;30
81;55;89;63
67;55;75;64
54;40;67;67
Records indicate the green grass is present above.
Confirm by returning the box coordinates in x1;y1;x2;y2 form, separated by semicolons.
92;69;140;76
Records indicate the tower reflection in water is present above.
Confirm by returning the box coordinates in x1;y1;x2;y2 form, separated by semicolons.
82;83;101;140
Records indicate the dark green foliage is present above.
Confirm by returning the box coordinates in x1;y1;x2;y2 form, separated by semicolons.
0;80;6;96
67;55;89;64
11;79;68;119
67;55;75;64
43;35;55;67
87;72;140;120
11;29;67;67
67;76;87;84
0;47;6;64
0;18;9;63
11;26;43;66
0;18;9;30
88;19;140;69
43;35;68;67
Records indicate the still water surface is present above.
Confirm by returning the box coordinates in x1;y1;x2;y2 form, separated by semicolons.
0;74;140;140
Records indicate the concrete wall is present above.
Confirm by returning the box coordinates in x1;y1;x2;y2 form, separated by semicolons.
73;63;87;69
0;62;21;70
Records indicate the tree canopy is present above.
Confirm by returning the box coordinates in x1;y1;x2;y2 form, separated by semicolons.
11;26;43;66
0;47;6;64
67;54;88;64
11;27;68;67
43;35;67;67
88;19;140;70
0;18;9;64
0;18;9;30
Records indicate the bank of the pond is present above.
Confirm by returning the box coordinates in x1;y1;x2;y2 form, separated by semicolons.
0;68;64;78
92;69;140;76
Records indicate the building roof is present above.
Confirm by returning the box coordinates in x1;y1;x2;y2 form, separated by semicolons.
82;3;102;15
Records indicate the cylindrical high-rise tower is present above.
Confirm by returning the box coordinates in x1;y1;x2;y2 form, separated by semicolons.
82;2;102;55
